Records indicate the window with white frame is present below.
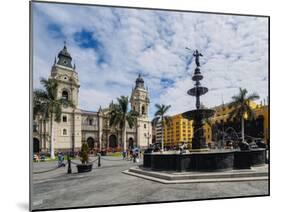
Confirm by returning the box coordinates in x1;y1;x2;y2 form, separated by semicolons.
62;115;67;122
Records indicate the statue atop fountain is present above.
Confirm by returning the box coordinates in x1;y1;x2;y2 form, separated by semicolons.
182;49;215;150
193;49;203;67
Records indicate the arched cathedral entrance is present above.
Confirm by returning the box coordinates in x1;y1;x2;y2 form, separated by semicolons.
33;138;40;153
129;137;134;149
87;137;97;150
109;135;117;148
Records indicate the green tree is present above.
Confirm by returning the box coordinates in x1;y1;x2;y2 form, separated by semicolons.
152;104;172;152
109;96;138;151
80;142;89;164
229;88;260;143
33;78;73;158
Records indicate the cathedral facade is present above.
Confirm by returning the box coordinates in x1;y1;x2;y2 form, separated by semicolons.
33;44;152;154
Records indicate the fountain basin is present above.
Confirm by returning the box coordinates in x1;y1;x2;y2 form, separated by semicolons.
187;86;208;96
144;148;266;172
182;109;215;120
234;148;266;169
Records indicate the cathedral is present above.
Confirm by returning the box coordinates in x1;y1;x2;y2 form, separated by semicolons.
33;44;152;155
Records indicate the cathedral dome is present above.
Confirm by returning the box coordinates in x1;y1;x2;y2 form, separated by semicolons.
58;45;72;59
135;73;145;89
56;42;73;68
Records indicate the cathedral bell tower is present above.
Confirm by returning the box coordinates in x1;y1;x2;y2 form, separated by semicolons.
49;42;82;155
130;74;152;149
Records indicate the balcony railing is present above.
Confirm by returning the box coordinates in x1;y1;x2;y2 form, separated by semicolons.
82;125;98;131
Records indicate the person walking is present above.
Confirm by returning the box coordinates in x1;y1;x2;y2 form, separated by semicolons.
122;150;126;160
57;152;65;167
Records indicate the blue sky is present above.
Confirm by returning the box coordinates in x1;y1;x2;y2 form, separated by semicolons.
32;2;268;119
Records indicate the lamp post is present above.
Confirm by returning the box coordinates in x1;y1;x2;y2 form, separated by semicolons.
144;132;152;148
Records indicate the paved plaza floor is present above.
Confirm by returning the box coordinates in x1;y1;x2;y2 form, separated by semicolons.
32;156;269;210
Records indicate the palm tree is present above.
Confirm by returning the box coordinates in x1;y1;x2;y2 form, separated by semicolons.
152;104;172;152
33;78;73;158
109;96;138;151
229;88;259;143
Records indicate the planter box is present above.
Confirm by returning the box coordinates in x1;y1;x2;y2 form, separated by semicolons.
77;164;93;173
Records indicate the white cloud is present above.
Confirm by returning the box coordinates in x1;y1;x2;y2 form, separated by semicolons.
32;2;268;119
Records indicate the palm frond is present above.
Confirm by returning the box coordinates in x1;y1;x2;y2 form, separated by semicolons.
247;93;260;101
126;112;137;128
117;96;129;113
43;78;58;100
163;105;171;114
229;88;260;122
154;104;171;117
155;104;162;110
34;89;48;101
53;103;62;122
163;116;172;127
58;98;74;108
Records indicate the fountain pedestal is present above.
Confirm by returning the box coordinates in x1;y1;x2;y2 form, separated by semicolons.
182;65;214;150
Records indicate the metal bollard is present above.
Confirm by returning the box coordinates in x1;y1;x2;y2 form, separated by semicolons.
67;155;72;174
98;153;101;167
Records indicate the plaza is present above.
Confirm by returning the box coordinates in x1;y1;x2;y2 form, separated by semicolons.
31;4;269;211
32;156;268;210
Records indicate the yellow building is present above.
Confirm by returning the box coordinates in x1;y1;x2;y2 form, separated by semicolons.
252;104;269;143
160;100;268;149
211;101;258;123
210;101;269;143
163;114;212;149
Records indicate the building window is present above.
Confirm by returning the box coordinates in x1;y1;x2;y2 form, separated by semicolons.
144;124;146;129
33;122;38;132
142;105;145;115
63;129;67;135
62;115;67;122
62;90;69;100
89;119;93;125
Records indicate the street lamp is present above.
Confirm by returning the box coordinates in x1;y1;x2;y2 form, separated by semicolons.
144;132;152;148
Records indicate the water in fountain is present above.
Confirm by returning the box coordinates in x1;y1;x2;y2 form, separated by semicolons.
212;127;240;149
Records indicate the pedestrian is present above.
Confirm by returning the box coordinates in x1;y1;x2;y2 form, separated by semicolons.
57;152;65;167
133;152;136;163
122;150;126;160
126;149;129;160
